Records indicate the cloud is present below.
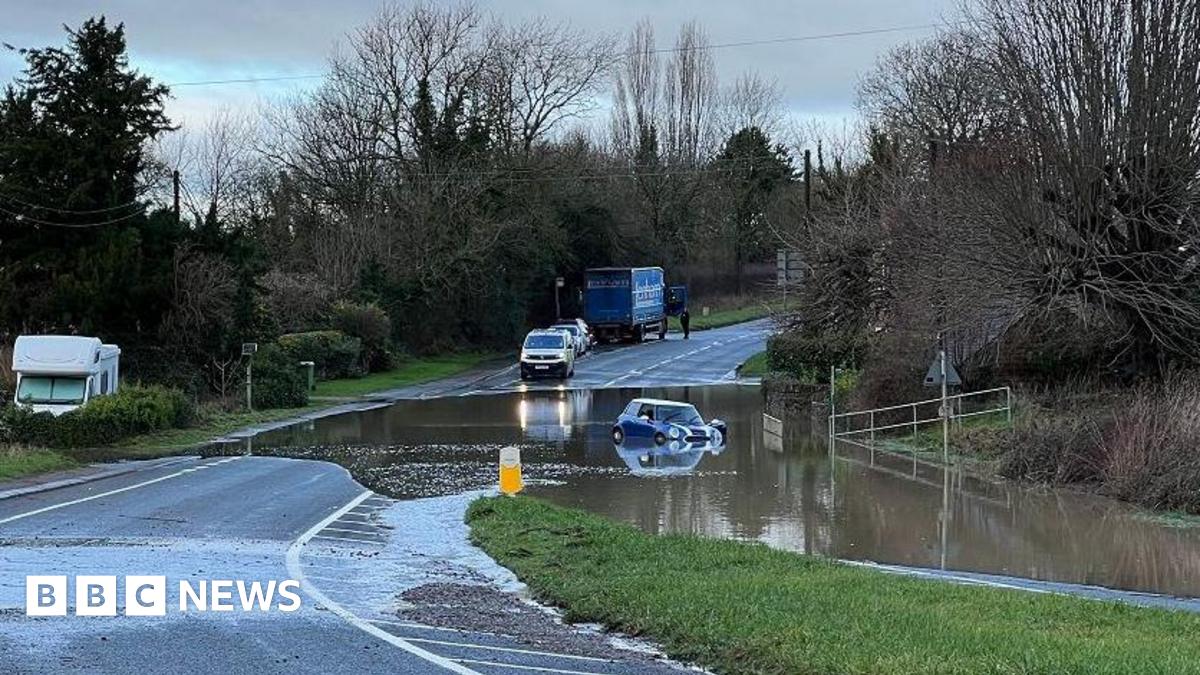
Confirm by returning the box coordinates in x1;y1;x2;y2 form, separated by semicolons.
1;0;959;130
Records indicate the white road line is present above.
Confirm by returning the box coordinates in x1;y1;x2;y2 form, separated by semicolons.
324;521;379;532
310;534;385;546
0;457;240;526
286;491;481;675
400;637;610;663
369;618;502;636
452;658;610;675
320;526;383;537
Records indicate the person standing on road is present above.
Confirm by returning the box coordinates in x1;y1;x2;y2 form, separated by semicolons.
680;309;691;339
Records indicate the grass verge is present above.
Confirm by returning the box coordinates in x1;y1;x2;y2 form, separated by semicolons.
737;351;767;377
669;304;774;332
467;496;1200;674
314;352;499;398
0;446;77;481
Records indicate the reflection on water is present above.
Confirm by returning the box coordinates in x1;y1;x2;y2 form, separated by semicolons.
241;384;1200;598
614;438;724;477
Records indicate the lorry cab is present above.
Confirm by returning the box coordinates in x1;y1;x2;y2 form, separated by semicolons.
12;335;120;416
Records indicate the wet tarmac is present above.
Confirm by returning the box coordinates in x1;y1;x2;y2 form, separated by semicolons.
242;383;1200;601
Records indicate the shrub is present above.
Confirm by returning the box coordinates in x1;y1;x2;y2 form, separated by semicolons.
332;302;395;373
276;330;363;380
0;405;56;446
0;385;195;448
251;344;309;409
766;328;865;382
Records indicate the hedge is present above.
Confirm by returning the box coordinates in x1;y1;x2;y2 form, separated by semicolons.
251;343;309;409
0;384;195;448
277;330;363;380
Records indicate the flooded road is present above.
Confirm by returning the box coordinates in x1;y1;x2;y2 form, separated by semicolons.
241;383;1200;599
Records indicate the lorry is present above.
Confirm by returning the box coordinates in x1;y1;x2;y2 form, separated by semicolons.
12;335;120;416
582;267;687;342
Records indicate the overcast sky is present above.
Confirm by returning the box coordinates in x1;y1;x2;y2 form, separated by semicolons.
1;0;958;136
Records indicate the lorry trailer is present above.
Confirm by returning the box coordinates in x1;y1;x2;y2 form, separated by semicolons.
583;267;686;342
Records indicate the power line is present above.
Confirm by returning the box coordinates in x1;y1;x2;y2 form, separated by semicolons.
0;191;144;215
166;21;955;88
0;202;146;228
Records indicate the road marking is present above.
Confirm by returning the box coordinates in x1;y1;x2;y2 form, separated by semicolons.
320;526;382;537
310;534;385;546
399;637;610;663
369;618;501;636
0;457;241;526
286;491;481;675
452;658;611;675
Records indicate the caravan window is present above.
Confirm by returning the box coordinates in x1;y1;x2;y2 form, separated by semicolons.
17;376;87;405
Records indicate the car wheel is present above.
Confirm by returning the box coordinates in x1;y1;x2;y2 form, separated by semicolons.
612;426;624;444
654;431;668;445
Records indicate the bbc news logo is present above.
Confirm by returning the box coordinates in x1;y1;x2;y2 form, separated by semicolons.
26;576;302;616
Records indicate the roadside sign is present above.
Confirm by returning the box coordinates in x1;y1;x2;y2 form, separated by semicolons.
923;357;961;387
555;277;565;288
776;249;803;287
241;342;258;356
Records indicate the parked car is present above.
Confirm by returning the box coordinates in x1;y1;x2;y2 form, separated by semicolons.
563;318;594;350
611;397;727;446
550;322;588;356
519;329;575;380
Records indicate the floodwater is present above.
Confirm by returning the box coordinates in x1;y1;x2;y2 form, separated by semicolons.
238;384;1200;598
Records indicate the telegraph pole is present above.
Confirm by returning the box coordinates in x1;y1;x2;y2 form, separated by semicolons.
172;170;181;224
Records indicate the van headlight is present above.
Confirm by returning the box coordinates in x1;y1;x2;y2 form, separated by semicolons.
669;426;681;439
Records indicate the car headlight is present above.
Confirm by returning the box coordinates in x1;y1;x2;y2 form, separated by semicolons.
669;426;681;439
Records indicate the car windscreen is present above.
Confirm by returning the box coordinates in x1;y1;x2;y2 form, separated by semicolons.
524;334;565;349
552;325;580;336
17;376;86;404
657;405;703;425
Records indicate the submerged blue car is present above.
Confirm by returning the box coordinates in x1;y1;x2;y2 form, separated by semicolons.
611;398;727;446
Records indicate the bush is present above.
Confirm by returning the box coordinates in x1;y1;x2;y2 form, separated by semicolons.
252;344;309;409
0;385;195;448
332;302;395;373
277;330;363;380
766;328;865;382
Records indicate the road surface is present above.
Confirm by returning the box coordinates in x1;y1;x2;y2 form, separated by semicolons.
0;321;770;674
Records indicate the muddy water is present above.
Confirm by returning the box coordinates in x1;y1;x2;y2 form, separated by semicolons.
240;384;1200;598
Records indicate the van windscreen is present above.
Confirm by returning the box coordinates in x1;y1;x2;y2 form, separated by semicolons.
17;376;86;405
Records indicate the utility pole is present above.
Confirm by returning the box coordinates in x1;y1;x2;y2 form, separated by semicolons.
803;149;812;229
172;170;181;224
554;277;564;320
939;339;949;464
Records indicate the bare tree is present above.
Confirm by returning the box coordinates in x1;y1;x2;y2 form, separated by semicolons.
970;0;1200;368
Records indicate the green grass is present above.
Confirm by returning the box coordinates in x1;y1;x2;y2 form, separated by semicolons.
0;446;78;481
738;351;768;377
313;352;498;398
669;304;774;332
119;406;326;453
468;496;1200;674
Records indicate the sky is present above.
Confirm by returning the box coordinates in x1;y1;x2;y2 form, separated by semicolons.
0;0;959;138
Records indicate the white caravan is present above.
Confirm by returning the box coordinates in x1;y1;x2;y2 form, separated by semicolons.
12;336;121;415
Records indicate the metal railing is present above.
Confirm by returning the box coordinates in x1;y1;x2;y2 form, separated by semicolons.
830;386;1012;449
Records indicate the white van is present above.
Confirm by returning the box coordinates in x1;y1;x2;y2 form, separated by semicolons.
12;336;121;416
